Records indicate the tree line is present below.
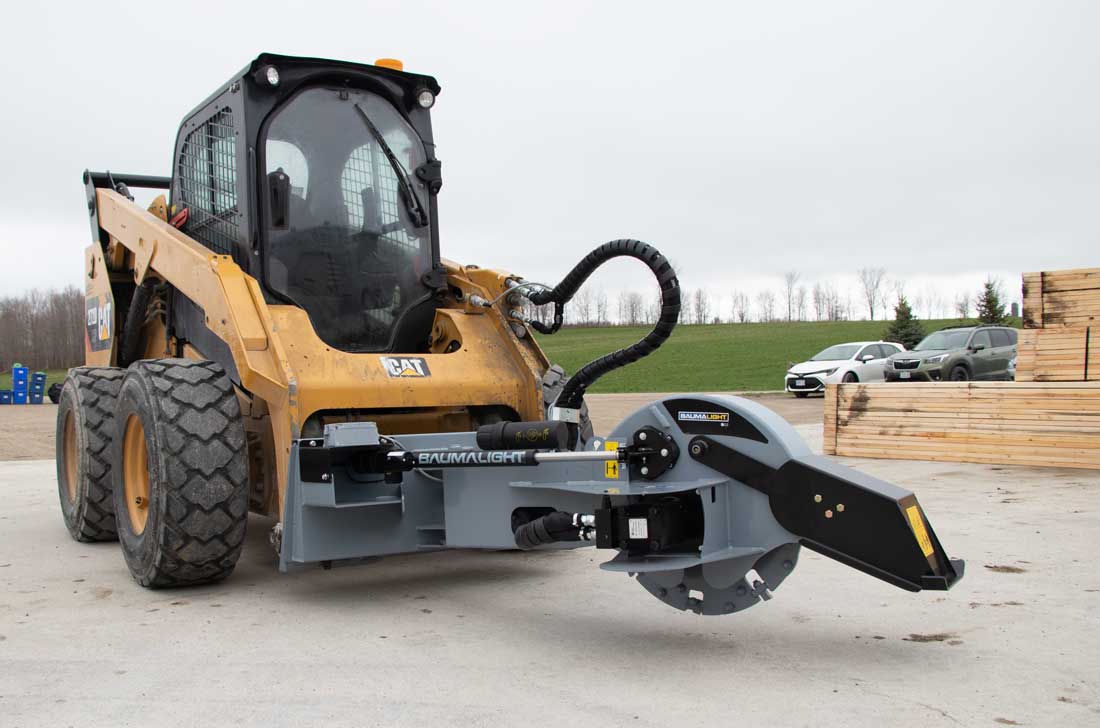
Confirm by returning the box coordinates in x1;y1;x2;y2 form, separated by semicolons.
524;268;1017;327
0;286;85;372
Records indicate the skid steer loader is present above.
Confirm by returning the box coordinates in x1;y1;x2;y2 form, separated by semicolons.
57;53;962;614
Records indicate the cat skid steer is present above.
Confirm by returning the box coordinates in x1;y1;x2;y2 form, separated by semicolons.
58;53;962;615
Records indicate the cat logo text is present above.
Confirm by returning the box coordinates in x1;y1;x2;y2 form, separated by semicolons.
380;357;432;378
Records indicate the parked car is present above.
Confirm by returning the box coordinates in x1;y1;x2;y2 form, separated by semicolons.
884;325;1017;382
785;341;905;397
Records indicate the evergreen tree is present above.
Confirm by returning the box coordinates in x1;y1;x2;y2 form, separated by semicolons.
975;278;1007;324
883;295;925;349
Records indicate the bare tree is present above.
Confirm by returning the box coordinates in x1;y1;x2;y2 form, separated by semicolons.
877;277;895;321
616;291;631;326
811;282;827;321
783;271;801;321
857;267;887;320
595;288;609;326
954;292;971;319
677;289;693;324
693;289;712;325
627;292;645;326
795;285;808;321
731;291;750;323
755;290;776;322
572;286;593;326
818;281;849;323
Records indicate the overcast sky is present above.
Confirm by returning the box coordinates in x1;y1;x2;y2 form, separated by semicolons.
1;0;1097;316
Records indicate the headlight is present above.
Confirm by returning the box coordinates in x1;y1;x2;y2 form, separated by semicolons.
925;354;948;364
416;89;436;108
823;368;837;376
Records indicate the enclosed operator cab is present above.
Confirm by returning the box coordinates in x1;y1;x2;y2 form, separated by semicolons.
170;54;445;355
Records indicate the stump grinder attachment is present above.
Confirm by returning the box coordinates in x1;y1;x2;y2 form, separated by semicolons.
279;392;963;616
61;53;962;615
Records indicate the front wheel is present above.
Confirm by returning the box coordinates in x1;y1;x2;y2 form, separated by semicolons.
113;359;249;588
793;391;810;398
841;372;859;383
949;366;970;382
55;367;125;542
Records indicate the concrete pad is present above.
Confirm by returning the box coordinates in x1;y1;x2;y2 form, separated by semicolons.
1;438;1099;726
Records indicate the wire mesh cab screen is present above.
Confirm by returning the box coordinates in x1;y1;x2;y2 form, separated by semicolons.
262;86;433;353
176;108;240;256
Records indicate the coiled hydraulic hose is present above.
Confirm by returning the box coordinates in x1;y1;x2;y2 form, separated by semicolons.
527;239;680;412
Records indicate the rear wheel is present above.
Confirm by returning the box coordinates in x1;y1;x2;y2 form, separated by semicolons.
55;367;125;542
949;366;970;382
113;359;249;588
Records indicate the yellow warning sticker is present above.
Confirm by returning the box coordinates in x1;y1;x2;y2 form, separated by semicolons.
604;440;619;479
905;505;935;558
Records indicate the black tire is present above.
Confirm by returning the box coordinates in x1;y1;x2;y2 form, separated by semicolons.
542;364;594;445
113;359;249;588
842;372;859;383
793;391;810;398
949;366;970;382
55;367;125;542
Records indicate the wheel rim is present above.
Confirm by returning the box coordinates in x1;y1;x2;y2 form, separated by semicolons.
951;369;967;381
62;410;78;502
122;414;151;534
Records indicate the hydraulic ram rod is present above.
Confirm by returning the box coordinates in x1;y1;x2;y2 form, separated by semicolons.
386;448;619;470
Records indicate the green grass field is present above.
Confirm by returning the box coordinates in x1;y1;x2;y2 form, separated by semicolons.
537;318;1020;393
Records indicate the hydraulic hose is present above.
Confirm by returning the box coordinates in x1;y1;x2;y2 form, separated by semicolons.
528;239;680;411
513;511;595;549
118;280;157;368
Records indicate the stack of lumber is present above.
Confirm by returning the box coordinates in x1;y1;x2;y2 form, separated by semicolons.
1022;267;1100;328
1018;266;1099;381
1015;326;1094;381
823;382;1100;470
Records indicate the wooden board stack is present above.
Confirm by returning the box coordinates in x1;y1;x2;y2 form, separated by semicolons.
1017;266;1098;381
822;382;1100;470
1022;267;1100;328
1015;327;1094;381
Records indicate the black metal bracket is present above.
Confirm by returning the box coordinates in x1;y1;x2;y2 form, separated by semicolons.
688;435;964;592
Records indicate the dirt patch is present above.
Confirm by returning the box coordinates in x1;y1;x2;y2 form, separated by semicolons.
0;404;58;461
903;632;959;643
985;564;1027;574
994;719;1021;725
